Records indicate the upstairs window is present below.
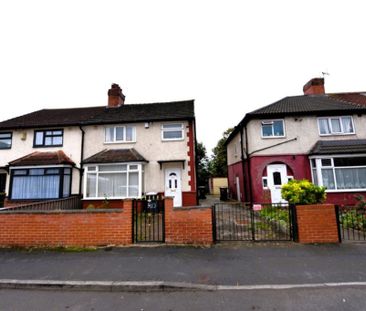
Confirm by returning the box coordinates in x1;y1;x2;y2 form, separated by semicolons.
34;129;63;147
0;132;12;149
318;116;355;135
161;123;184;141
105;126;136;143
261;120;285;138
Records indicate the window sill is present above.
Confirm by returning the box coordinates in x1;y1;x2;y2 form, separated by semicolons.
161;138;185;142
33;145;63;148
319;133;356;137
261;136;286;139
104;141;136;144
325;189;366;193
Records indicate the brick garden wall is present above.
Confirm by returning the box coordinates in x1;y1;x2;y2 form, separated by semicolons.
0;201;132;247
296;204;339;243
164;198;213;245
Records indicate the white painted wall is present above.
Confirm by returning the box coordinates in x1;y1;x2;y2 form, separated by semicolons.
227;132;242;166
246;114;366;156
82;121;191;193
0;127;82;195
0;120;193;197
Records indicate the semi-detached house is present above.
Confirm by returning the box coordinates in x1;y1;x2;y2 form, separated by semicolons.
0;84;197;208
226;78;366;206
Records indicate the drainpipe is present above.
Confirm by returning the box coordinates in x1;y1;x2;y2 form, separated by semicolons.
244;125;253;203
193;118;199;205
239;127;248;202
78;126;85;196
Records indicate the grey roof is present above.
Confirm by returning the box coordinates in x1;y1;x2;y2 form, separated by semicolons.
0;100;195;130
82;149;148;164
249;95;366;116
310;139;366;155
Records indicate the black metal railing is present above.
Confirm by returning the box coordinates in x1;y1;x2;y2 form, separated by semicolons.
213;202;294;242
132;198;165;243
0;196;82;212
337;205;366;242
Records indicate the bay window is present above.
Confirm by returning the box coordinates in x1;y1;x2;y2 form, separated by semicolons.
10;167;72;200
84;164;143;199
311;156;366;191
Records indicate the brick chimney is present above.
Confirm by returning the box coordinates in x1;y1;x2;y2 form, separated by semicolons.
303;78;325;95
107;83;125;108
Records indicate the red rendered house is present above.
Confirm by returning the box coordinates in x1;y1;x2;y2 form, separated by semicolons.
226;78;366;205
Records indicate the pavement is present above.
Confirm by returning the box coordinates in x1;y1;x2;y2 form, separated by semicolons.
1;242;366;291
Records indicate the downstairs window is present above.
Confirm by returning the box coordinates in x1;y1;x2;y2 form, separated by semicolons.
311;156;366;191
10;167;72;200
84;164;144;199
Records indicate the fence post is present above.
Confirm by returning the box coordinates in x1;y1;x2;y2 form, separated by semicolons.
212;204;216;242
290;204;298;242
335;205;342;243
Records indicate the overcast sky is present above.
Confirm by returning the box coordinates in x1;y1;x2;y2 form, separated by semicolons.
1;0;366;154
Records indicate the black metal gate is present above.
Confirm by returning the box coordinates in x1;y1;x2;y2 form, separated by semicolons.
132;198;165;243
212;202;295;242
337;205;366;242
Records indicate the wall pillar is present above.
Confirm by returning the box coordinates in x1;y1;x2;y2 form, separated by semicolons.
295;204;339;243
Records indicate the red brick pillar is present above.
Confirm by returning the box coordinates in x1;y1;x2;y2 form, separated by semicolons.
296;204;339;243
164;197;213;245
122;199;133;245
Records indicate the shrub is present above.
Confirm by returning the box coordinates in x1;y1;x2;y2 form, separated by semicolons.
281;179;326;205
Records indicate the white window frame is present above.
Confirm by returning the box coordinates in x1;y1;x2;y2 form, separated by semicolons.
260;119;285;138
161;123;185;141
317;116;355;136
83;163;144;199
309;154;366;192
104;125;136;143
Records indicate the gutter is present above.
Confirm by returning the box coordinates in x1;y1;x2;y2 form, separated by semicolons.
78;126;85;196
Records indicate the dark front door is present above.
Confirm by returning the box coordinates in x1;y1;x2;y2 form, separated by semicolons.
0;174;6;207
0;174;6;193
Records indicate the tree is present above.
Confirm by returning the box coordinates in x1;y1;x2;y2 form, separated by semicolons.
196;142;210;188
209;128;234;177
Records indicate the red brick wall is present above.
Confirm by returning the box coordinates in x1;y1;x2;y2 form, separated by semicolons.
227;161;245;201
249;155;312;203
296;204;339;243
0;201;133;247
182;191;198;206
164;198;213;245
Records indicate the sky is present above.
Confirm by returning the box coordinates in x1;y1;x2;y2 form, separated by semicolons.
1;0;366;155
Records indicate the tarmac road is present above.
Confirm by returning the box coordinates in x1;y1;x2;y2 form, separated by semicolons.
1;286;366;311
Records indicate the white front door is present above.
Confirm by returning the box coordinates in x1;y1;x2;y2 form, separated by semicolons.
267;164;288;204
165;168;182;207
236;176;241;201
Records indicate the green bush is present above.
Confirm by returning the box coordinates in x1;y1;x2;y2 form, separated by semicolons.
281;179;326;205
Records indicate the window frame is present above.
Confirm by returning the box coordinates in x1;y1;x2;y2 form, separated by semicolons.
0;132;12;149
260;119;285;138
33;129;64;148
310;154;366;192
83;163;144;199
104;125;136;144
9;165;72;200
317;116;355;136
161;123;185;141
